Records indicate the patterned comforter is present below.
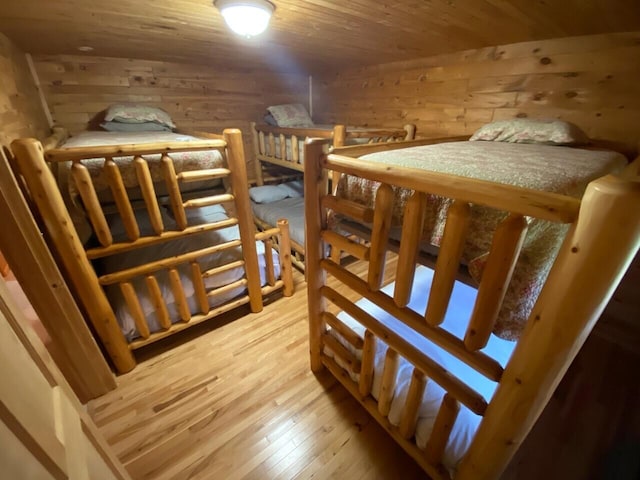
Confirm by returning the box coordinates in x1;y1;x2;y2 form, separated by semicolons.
336;141;626;340
59;131;225;202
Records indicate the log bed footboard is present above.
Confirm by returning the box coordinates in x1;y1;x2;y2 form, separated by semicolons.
11;129;294;374
304;137;640;479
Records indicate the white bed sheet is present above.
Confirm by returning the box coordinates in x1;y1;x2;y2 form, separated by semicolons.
325;264;515;475
102;205;279;341
252;196;306;247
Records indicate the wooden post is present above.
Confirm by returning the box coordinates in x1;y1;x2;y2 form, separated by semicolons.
394;191;426;307
425;201;471;326
277;218;294;297
457;174;640;479
368;183;394;290
403;124;417;140
250;122;264;186
11;138;136;374
104;159;140;241
331;125;347;189
134;156;164;235
304;137;330;372
223;129;263;313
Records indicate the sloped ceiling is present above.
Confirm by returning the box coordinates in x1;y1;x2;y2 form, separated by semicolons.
0;0;638;73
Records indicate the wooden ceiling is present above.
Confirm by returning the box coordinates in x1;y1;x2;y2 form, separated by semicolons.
0;0;638;73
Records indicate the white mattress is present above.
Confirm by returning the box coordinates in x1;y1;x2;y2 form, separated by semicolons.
101;204;279;340
324;264;515;475
252;196;306;247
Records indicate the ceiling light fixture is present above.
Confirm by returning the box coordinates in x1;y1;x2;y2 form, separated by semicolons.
215;0;275;38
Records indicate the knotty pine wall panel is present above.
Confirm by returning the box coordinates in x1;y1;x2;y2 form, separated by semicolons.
0;33;50;148
315;32;640;155
32;54;309;178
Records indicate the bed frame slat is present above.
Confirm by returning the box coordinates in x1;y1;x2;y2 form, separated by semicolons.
425;200;471;326
464;214;528;351
177;168;230;183
321;230;370;261
120;282;150;339
291;135;299;164
276;219;295;297
104;158;139;241
99;239;242;285
182;192;234;209
394;191;427;307
399;369;428;439
145;275;171;329
190;262;209;314
161;154;187;230
134;156;164;235
279;133;286;160
202;259;245;279
321;194;374;223
378;348;400;416
206;278;248;299
321;264;504;381
264;239;276;286
322;312;364;349
168;268;190;322
71;161;112;246
320;284;488;415
425;393;461;466
359;330;377;397
323;333;361;374
368;183;394;290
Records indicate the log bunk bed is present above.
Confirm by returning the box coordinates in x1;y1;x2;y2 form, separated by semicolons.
250;121;416;270
10;126;294;374
303;123;640;479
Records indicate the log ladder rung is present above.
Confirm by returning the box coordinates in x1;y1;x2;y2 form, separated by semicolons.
177;168;231;183
321;230;370;261
322;195;375;223
183;193;234;209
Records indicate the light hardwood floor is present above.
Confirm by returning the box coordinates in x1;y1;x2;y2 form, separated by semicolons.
88;259;640;480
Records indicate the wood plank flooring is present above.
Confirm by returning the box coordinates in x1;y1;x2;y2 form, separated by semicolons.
88;259;640;480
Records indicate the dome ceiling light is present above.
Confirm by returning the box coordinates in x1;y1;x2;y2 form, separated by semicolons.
215;0;275;38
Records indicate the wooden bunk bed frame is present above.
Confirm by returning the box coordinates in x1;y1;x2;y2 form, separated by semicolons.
303;136;640;479
10;128;294;374
250;122;417;270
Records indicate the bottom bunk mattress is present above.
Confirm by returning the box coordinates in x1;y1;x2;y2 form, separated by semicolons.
100;204;279;341
250;181;305;247
324;264;516;475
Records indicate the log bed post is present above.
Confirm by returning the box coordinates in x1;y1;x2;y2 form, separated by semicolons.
11;138;136;374
457;174;640;479
250;122;264;186
304;137;331;372
223;128;263;313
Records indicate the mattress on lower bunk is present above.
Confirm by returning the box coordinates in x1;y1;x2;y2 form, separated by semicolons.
324;264;515;475
252;196;306;247
101;204;279;341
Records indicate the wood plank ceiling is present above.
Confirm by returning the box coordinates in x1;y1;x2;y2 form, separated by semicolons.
0;0;638;73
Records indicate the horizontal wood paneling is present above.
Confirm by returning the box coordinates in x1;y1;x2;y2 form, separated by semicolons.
0;33;49;148
315;32;640;154
33;54;309;178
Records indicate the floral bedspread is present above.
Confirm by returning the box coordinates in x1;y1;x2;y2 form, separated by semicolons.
59;131;225;202
336;141;626;340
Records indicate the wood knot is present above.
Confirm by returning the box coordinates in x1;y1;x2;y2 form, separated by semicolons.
516;112;528;118
571;246;579;253
539;57;552;65
565;91;578;98
515;378;522;385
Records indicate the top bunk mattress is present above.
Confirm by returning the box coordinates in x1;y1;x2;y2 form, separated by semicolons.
336;141;627;340
58;130;226;203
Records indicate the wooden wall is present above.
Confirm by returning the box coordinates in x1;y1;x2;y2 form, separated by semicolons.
314;32;640;154
32;54;309;178
0;33;50;147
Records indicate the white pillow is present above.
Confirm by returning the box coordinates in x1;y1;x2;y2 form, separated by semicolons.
266;104;314;128
277;180;303;198
469;118;588;145
249;185;289;204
